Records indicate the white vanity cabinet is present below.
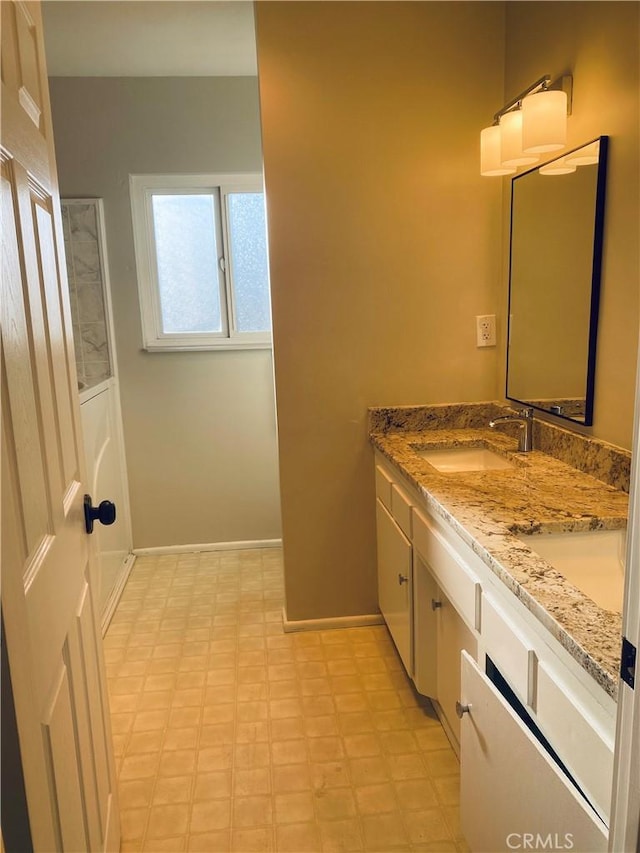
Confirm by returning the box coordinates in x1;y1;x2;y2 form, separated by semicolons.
373;451;617;847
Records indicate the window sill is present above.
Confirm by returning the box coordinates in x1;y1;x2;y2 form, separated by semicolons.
142;341;272;353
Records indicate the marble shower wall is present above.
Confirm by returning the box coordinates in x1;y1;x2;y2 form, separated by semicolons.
62;200;112;390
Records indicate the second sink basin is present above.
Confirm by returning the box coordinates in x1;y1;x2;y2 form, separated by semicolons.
415;445;516;473
516;528;626;613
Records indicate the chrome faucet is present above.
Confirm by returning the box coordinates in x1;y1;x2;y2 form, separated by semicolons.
489;407;534;452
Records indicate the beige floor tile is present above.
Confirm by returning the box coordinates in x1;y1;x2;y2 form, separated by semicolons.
234;741;271;769
424;748;461;778
269;697;303;720
199;722;235;747
386;752;429;780
271;738;307;765
311;760;351;792
163;727;198;751
379;729;419;755
119;752;160;781
121;807;149;841
158;749;197;777
355;782;399;816
318;817;364;851
315;788;357;821
276;821;322;852
305;714;340;738
153;775;194;805
190;799;232;834
234;767;272;797
126;730;165;756
274;791;315;824
433;774;461;806
146;804;190;839
343;733;381;759
118;779;155;809
348;756;390;786
196;745;233;773
415;725;455;752
108;550;465;853
361;812;409;851
232;794;273;827
272;763;313;793
132;709;169;732
193;770;232;801
403;807;453;845
230;826;275;851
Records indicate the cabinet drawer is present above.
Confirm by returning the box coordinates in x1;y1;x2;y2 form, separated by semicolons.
412;507;480;631
536;660;614;823
391;483;412;538
482;594;535;706
375;464;393;511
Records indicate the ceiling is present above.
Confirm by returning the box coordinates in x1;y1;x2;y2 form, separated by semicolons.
41;1;258;77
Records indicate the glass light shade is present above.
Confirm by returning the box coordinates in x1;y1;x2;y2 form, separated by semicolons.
499;110;539;168
565;140;600;166
538;157;576;176
480;125;516;176
521;89;567;153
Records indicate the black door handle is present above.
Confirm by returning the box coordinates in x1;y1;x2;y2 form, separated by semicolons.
84;494;116;534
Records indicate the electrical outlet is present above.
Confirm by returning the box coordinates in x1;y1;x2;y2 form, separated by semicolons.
476;314;496;347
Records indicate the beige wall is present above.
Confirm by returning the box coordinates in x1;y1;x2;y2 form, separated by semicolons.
49;77;282;548
503;1;640;449
255;2;505;621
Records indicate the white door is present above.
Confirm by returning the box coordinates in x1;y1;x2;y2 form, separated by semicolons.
1;2;119;850
81;381;133;626
62;195;134;629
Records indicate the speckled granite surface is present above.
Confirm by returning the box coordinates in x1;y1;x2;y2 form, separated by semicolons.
369;404;632;700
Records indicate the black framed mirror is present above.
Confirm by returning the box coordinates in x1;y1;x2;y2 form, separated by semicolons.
506;136;609;425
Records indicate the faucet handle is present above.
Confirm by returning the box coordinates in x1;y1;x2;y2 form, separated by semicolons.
516;407;534;418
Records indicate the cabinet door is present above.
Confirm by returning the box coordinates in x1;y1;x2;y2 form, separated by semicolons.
460;652;608;853
413;554;438;698
376;498;412;675
436;591;477;750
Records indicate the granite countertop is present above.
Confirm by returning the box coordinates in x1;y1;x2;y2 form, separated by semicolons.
369;406;630;700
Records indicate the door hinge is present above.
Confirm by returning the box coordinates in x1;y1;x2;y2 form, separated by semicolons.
620;637;636;689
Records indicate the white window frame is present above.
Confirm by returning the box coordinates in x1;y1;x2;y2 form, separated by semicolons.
130;173;271;351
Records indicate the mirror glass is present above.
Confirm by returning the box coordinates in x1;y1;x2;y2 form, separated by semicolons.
506;136;608;425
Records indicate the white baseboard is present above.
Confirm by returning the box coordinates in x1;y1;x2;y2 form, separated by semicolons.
282;608;384;634
101;553;136;636
132;539;283;557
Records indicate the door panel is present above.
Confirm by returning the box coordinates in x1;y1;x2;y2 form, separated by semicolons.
1;2;119;850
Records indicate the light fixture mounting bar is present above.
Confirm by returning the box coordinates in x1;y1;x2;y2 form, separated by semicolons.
492;74;573;124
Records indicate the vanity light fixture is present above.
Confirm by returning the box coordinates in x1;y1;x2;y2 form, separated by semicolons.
565;139;600;166
538;156;576;176
480;74;573;176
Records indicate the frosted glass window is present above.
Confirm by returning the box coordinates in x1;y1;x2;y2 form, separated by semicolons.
131;173;271;350
227;193;271;333
151;193;222;333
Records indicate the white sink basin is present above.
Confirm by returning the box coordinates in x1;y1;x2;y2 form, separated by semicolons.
416;446;516;473
516;528;626;613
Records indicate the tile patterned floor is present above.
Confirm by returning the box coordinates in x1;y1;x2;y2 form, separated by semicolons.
103;548;468;852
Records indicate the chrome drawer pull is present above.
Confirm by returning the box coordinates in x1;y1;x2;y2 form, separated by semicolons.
398;573;409;585
431;599;442;610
